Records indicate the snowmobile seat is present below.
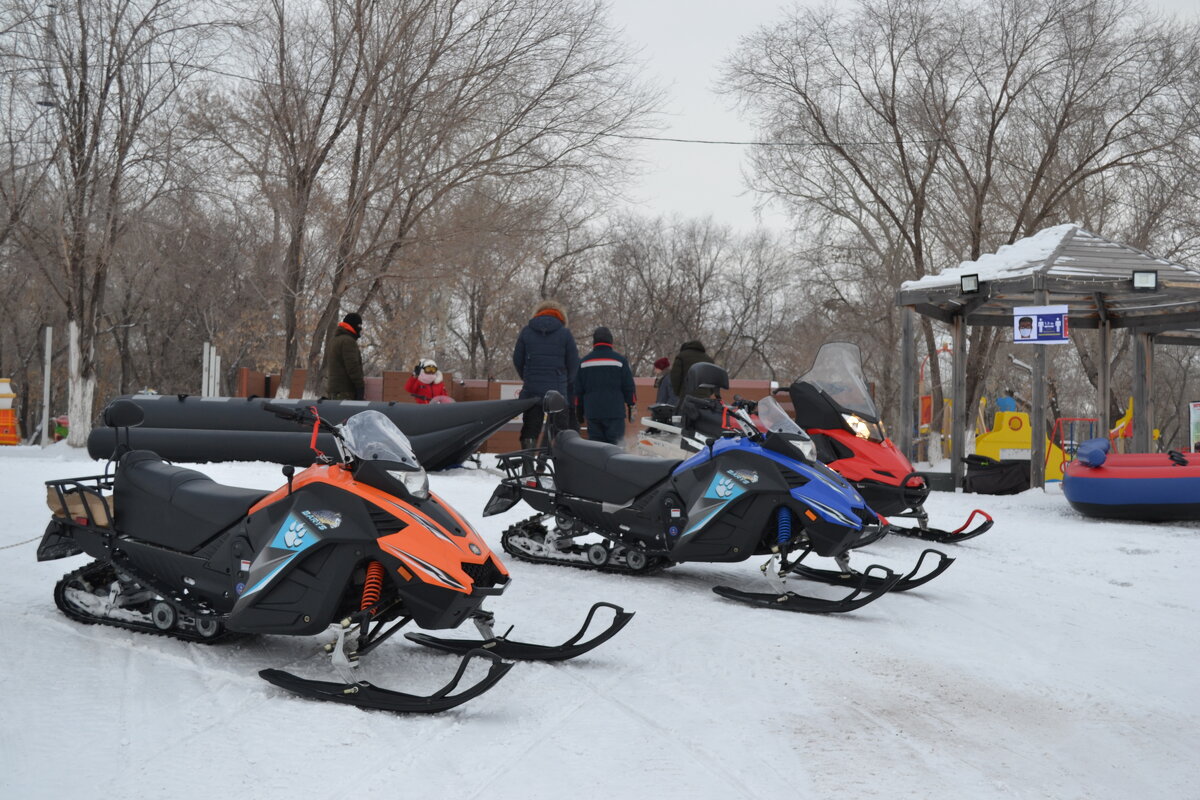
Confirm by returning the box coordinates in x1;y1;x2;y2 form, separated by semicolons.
553;431;681;504
114;450;268;552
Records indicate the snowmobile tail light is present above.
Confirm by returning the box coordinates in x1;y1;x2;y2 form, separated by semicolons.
388;469;429;500
539;475;556;491
843;413;872;439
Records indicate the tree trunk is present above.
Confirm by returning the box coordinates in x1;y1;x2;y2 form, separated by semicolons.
65;320;95;447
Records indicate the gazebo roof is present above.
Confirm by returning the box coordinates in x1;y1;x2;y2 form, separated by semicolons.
897;225;1200;331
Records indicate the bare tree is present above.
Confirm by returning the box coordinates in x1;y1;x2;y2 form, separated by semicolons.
3;0;220;443
726;0;1200;432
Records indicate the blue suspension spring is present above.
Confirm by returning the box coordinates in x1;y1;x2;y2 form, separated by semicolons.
776;506;793;547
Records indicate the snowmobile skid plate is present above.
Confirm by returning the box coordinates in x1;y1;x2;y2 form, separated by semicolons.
259;649;514;714
886;509;993;544
405;602;634;662
712;564;904;614
789;548;953;592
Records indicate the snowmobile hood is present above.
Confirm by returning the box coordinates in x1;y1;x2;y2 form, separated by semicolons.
675;436;872;529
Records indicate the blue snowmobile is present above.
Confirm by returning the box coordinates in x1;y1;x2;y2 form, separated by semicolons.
483;369;952;614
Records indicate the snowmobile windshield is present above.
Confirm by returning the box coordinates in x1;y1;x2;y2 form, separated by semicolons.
798;343;879;420
758;395;818;462
757;396;806;436
339;411;421;469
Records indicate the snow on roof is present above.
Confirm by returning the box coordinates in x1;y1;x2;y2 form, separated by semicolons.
900;224;1078;292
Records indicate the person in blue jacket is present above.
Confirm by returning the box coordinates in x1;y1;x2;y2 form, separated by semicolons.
576;326;636;446
513;299;580;448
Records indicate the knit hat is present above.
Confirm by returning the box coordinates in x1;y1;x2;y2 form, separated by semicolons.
593;326;613;345
343;312;363;333
654;357;670;370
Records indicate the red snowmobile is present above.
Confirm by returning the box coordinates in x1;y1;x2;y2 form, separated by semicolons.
787;343;992;543
38;400;632;713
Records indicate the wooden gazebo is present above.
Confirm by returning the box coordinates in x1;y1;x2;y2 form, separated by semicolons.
895;224;1200;489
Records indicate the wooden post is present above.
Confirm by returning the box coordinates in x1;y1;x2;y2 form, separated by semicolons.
1133;330;1153;452
1030;281;1047;489
899;308;915;461
1097;317;1111;433
950;312;966;490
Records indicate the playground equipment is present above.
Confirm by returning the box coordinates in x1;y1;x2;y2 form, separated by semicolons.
974;411;1068;481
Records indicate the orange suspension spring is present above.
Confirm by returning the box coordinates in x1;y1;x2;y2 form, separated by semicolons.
360;561;385;612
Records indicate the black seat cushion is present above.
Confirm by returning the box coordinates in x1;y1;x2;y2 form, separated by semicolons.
553;431;680;504
114;450;268;552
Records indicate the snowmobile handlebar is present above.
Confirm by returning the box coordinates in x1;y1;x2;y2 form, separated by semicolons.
261;403;342;436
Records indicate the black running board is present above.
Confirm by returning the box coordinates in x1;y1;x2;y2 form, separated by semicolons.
259;649;513;713
790;548;954;593
405;602;634;662
712;565;903;614
888;509;993;544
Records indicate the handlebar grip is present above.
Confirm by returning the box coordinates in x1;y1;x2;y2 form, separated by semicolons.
262;402;304;421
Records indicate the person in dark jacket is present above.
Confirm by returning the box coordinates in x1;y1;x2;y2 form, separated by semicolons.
653;356;677;406
669;340;711;400
325;312;365;400
576;326;635;446
513;300;579;447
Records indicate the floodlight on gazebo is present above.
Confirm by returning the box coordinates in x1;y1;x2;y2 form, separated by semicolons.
959;273;980;294
1132;270;1158;292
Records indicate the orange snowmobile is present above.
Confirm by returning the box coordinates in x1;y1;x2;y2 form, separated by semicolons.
38;400;632;713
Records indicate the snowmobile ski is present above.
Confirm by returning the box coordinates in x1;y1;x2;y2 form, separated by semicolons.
712;564;904;614
259;648;513;714
789;547;954;592
885;509;993;544
406;601;634;661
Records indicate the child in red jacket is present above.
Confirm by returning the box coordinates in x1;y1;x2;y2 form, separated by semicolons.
405;358;449;403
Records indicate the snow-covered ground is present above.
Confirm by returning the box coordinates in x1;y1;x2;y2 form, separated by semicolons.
1;444;1197;799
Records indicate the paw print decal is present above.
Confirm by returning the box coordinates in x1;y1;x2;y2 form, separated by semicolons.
715;476;736;498
283;521;307;549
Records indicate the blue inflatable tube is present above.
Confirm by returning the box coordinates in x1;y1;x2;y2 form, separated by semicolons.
1063;449;1200;521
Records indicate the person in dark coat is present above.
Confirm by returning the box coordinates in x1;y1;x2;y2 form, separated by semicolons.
325;312;365;400
513;300;579;447
576;326;636;446
669;340;711;400
653;356;677;406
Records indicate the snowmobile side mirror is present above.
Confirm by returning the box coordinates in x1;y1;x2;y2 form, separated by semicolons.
542;391;566;414
282;465;295;494
103;399;144;429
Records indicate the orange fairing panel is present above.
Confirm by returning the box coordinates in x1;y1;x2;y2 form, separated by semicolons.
248;464;501;593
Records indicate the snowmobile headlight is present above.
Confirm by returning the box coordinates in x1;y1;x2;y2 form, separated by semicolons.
792;437;817;462
842;413;872;440
388;468;429;500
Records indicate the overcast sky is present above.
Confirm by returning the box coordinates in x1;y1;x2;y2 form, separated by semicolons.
604;0;1200;236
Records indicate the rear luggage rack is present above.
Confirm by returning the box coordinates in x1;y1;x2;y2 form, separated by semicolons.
45;475;115;529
